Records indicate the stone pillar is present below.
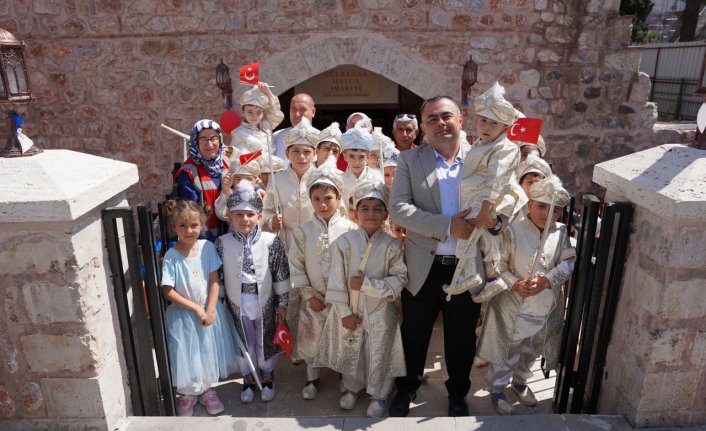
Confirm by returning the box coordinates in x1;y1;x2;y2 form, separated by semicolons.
593;144;706;427
0;150;138;430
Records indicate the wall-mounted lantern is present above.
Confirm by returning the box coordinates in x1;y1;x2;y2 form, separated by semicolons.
1;28;41;157
461;54;478;107
215;59;233;109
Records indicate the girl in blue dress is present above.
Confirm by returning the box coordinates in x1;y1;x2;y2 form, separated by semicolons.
161;200;239;416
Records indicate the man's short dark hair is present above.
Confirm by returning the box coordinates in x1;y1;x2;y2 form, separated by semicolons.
419;96;458;118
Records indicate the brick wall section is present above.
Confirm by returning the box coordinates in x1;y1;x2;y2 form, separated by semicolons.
0;0;678;204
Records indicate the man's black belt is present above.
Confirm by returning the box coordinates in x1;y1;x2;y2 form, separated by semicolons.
434;255;458;266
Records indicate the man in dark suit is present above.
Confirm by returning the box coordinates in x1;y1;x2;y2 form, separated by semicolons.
388;96;482;417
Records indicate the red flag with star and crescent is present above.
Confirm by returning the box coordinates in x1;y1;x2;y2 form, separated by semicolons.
273;322;294;358
507;117;543;144
239;61;259;85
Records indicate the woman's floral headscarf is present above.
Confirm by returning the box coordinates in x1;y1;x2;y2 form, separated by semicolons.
189;119;225;177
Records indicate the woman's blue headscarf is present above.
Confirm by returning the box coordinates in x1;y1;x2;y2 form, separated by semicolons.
189;119;225;177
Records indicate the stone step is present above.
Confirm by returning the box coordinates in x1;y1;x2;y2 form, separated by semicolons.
115;414;691;431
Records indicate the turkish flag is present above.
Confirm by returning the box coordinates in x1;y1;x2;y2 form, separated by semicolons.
273;322;294;358
239;62;259;85
507;117;543;144
239;149;262;165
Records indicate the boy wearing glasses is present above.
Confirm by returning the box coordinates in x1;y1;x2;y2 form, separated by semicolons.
392;113;419;151
315;180;407;418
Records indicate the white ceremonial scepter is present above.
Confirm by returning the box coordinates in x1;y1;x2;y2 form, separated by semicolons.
378;136;384;172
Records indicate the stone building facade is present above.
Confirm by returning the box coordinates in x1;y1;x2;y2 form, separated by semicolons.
1;0;665;205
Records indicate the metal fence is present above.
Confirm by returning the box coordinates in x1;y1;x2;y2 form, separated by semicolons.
102;204;176;416
649;77;701;120
553;195;634;414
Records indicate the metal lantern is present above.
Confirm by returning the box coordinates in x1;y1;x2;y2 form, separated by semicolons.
461;55;478;107
1;28;40;157
215;59;233;109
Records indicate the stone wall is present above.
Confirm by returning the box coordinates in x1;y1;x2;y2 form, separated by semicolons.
0;151;138;429
3;0;660;204
0;210;131;428
594;145;706;427
601;209;706;426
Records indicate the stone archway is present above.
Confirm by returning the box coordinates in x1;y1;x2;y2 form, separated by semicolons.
260;32;460;101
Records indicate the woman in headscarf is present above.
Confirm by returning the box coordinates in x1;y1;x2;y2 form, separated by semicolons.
173;119;230;238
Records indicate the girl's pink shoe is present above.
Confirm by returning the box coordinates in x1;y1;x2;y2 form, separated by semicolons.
199;388;225;415
177;394;197;416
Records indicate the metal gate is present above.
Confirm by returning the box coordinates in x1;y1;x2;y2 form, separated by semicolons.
553;195;634;413
102;204;176;416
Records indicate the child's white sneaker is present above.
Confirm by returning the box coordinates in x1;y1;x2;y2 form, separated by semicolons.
511;381;537;406
491;391;514;415
339;390;358;410
301;379;319;400
261;370;275;402
474;356;489;367
241;374;256;403
240;387;255;403
366;398;386;417
261;384;275;402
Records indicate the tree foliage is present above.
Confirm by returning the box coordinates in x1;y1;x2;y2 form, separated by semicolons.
620;0;659;44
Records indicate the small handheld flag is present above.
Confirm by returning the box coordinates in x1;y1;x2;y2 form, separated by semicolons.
273;322;294;358
507;117;542;144
240;62;259;85
239;149;263;165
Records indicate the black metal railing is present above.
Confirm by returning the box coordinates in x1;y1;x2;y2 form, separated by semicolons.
102;204;175;416
553;195;634;414
649;77;701;120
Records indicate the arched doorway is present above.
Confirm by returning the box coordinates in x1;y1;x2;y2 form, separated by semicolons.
276;65;424;139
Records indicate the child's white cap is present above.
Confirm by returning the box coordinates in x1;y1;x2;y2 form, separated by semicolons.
227;180;263;212
240;85;269;109
383;144;400;168
517;153;552;179
341;119;374;152
306;165;344;195
475;82;517;126
258;155;285;173
372;127;393;151
229;159;261;177
317;122;342;147
514;110;547;157
346;112;373;132
285;117;319;148
528;175;570;207
353;179;389;208
519;135;547;157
